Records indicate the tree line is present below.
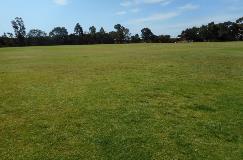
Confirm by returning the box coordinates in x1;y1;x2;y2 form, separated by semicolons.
179;17;243;42
0;17;242;47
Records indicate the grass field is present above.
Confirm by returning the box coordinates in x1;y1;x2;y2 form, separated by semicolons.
0;42;243;160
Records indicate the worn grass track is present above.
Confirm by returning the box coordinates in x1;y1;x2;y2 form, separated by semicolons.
0;42;243;159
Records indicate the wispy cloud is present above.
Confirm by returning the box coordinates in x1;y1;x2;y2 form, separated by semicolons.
127;2;200;24
120;0;172;7
128;12;179;24
178;3;200;11
53;0;68;6
116;11;127;15
143;0;170;4
120;1;133;7
130;8;141;13
161;0;173;6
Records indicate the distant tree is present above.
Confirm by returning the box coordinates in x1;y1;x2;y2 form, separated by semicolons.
0;33;15;47
217;22;238;41
180;19;242;42
95;27;106;44
49;27;68;38
74;23;83;36
180;27;201;42
11;17;26;45
49;27;68;44
114;24;130;43
27;29;48;46
141;28;154;42
198;25;210;41
27;29;47;38
131;34;141;43
109;31;117;42
2;16;243;47
86;26;96;44
89;26;96;35
207;22;219;41
99;27;106;34
157;35;171;43
236;17;243;40
6;33;14;38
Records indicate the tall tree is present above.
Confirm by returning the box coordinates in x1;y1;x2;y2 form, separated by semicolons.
141;28;154;42
11;17;26;45
49;27;68;44
89;26;97;35
49;27;68;38
27;29;48;46
180;27;201;42
236;17;243;40
157;35;171;43
99;27;106;34
114;24;130;43
74;23;83;36
27;29;47;38
131;34;141;43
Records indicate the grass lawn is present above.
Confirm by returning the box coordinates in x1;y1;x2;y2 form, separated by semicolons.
0;42;243;159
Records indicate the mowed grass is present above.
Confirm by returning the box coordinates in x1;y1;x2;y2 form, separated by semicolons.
0;42;243;160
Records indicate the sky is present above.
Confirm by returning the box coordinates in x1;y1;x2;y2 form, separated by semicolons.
0;0;242;37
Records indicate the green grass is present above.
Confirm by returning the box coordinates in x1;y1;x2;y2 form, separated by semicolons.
0;42;243;160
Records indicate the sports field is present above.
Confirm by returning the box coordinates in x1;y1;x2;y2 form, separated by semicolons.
0;42;243;159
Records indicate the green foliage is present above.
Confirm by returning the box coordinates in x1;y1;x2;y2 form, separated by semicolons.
27;29;47;38
1;16;243;47
141;28;155;42
131;34;141;43
99;27;106;34
0;43;243;159
11;17;26;45
114;24;130;43
180;19;243;42
74;23;84;36
89;26;96;35
236;17;243;40
49;27;68;39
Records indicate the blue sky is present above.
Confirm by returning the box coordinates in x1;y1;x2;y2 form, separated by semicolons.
0;0;242;37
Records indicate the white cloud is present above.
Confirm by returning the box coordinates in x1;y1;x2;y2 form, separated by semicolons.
143;0;169;4
130;8;141;13
120;0;171;7
116;11;127;15
126;2;200;24
178;3;200;11
161;0;173;6
128;12;179;24
53;0;68;6
120;1;133;7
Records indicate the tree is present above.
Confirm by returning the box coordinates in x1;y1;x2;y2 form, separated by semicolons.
131;34;141;43
157;35;171;43
141;28;154;42
217;22;238;41
180;19;241;42
74;23;83;36
2;16;243;47
11;17;26;45
114;24;130;43
207;22;219;41
0;33;15;47
89;26;96;35
27;29;48;46
49;27;68;38
49;27;68;44
27;29;47;38
179;27;201;42
236;17;243;40
99;27;106;34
